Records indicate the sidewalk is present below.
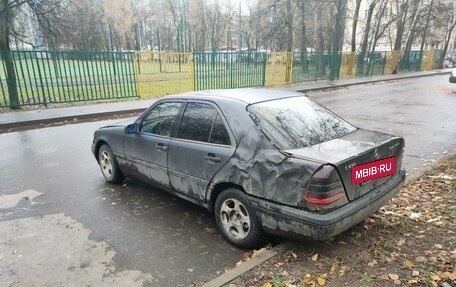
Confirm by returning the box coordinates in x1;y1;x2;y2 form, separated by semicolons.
0;69;451;132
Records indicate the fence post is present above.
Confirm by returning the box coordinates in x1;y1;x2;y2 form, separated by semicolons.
133;52;140;98
34;52;47;107
191;52;196;91
1;50;20;108
261;52;266;86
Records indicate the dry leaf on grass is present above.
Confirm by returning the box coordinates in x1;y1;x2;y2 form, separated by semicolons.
388;273;399;280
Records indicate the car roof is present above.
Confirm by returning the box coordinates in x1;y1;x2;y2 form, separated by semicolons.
160;88;304;105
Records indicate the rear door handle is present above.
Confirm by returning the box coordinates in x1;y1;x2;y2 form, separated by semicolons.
204;153;221;163
155;143;168;151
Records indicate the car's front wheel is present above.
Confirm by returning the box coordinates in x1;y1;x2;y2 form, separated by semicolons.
98;144;124;184
214;188;263;249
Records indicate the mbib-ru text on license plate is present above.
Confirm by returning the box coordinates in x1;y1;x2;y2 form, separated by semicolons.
351;157;396;184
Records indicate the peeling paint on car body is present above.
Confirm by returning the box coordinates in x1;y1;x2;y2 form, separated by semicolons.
92;88;406;241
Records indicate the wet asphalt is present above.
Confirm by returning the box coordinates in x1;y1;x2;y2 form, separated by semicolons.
0;75;455;286
0;119;244;286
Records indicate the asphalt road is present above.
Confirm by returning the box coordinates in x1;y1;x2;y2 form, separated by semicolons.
1;75;456;286
0;118;245;286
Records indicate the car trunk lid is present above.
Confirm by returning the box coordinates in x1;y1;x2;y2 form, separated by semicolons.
284;129;404;201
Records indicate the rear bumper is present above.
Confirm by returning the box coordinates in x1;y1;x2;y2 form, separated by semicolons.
249;170;406;241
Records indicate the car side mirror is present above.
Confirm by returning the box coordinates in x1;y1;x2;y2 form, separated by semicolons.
126;123;138;134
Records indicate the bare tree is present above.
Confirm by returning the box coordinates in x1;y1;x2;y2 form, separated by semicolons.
202;0;232;52
165;0;190;52
0;0;68;108
440;0;456;67
351;0;362;52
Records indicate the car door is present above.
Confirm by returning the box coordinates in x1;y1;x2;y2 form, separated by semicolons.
123;101;183;187
167;101;235;200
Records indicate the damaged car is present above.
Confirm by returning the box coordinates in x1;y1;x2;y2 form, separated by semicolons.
92;88;406;248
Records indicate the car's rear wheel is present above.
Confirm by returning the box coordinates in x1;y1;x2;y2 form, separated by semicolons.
214;188;263;249
98;144;124;183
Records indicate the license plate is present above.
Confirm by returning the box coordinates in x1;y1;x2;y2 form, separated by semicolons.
351;157;396;184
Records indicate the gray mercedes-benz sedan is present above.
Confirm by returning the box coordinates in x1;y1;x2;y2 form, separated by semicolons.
92;88;406;248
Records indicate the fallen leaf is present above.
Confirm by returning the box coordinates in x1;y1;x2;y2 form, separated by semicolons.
252;247;267;258
302;274;314;285
317;277;326;286
389;273;399;280
408;279;418;284
339;265;349;277
367;260;377;267
447;271;456;280
311;253;319;261
430;274;441;281
397;238;406;246
404;260;415;268
262;283;272;287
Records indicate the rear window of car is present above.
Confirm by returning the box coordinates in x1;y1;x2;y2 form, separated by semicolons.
247;96;357;149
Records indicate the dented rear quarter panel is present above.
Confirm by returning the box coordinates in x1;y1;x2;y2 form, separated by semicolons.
206;95;322;207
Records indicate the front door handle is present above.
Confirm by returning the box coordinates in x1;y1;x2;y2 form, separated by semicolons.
155;143;168;151
204;153;221;163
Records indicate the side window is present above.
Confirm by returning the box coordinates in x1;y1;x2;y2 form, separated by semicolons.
140;102;182;136
209;114;231;145
178;103;217;142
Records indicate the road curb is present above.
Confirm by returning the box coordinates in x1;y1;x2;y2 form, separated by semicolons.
296;70;450;93
202;242;293;287
0;108;146;132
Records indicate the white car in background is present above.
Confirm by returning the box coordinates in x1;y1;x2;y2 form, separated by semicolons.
449;69;456;83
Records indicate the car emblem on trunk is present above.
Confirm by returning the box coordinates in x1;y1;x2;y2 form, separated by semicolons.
374;148;380;159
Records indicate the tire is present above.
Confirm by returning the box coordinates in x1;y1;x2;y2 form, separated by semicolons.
214;188;264;249
98;144;124;184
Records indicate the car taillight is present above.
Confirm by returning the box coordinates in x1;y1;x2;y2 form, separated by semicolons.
301;165;348;212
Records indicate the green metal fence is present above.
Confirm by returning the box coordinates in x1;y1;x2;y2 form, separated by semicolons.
292;52;342;82
0;50;137;108
0;49;446;108
356;51;387;77
193;52;266;90
398;51;422;73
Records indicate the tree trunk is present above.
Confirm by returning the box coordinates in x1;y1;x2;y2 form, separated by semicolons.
440;16;456;68
393;0;410;51
351;0;362;52
300;0;308;72
359;1;377;75
286;0;293;52
419;0;433;52
0;1;20;109
418;0;433;69
331;0;347;80
402;0;421;70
